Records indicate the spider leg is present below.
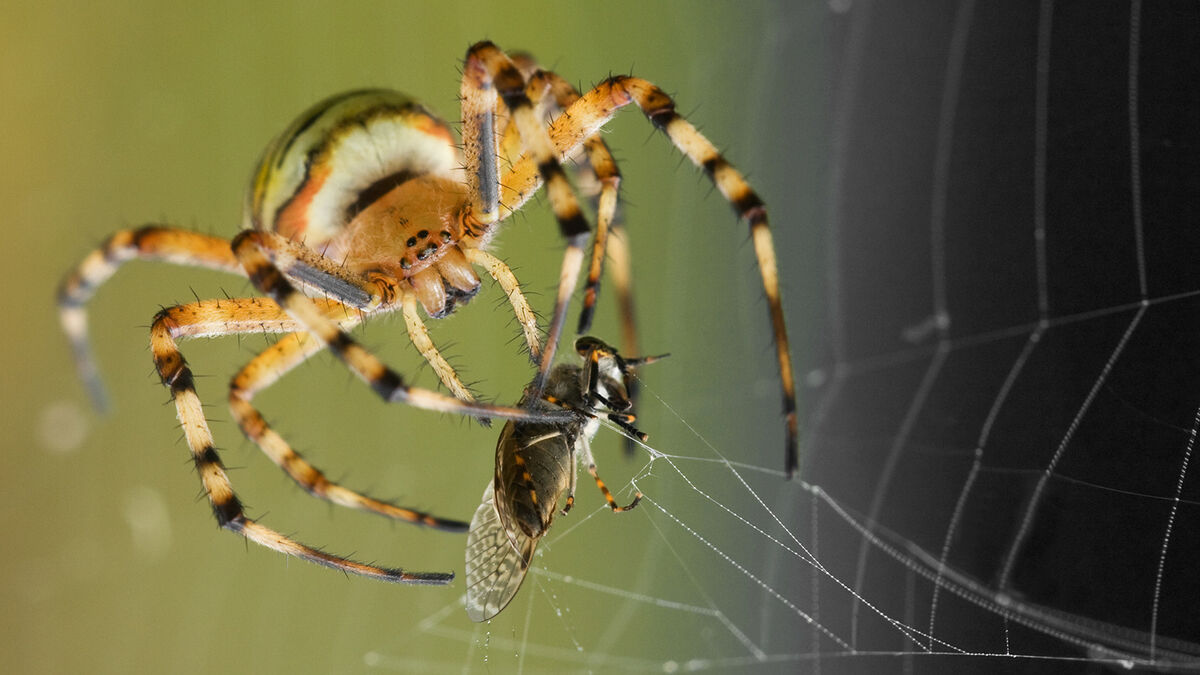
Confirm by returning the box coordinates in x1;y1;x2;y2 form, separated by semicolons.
561;432;578;516
497;51;543;169
606;224;643;456
527;68;648;456
497;76;799;478
459;45;503;232
57;225;242;411
230;230;574;424
229;330;469;532
607;225;639;359
463;248;542;363
461;42;591;398
150;297;453;583
494;54;616;370
399;291;477;405
441;54;545;366
528;70;624;337
244;229;491;412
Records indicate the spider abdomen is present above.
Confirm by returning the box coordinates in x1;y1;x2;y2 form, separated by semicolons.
246;89;459;246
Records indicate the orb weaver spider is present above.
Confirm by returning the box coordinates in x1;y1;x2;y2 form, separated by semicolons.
56;41;796;584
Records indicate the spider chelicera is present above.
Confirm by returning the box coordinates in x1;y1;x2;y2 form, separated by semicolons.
56;41;796;583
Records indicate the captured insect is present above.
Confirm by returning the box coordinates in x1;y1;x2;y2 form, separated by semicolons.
465;337;666;621
56;41;795;583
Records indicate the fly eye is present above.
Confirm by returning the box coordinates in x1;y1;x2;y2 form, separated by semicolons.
575;336;604;356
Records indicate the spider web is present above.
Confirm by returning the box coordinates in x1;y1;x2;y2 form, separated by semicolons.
358;2;1200;673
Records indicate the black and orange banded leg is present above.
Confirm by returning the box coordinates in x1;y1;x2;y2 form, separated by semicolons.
527;69;626;338
492;56;624;339
561;440;579;516
606;225;639;361
229;330;468;532
231;230;574;425
581;439;641;513
459;44;503;231
57;225;243;411
496;51;545;170
497;51;632;372
150;298;453;583
601;213;643;456
638;82;798;477
590;465;642;512
527;68;651;456
497;75;799;478
463;42;592;397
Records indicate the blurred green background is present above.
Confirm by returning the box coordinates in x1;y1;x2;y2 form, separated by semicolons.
2;1;820;673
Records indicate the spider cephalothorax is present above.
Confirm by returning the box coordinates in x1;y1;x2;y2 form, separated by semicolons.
57;41;796;583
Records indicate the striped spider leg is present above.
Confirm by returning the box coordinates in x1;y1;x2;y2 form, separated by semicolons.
459;42;593;397
149;296;458;582
495;52;632;344
523;65;646;456
487;49;647;456
465;337;667;621
489;70;800;478
227;330;469;530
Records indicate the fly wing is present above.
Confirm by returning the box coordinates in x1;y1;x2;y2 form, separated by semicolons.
464;481;537;622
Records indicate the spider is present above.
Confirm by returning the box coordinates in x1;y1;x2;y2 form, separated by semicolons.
465;336;666;621
56;41;797;584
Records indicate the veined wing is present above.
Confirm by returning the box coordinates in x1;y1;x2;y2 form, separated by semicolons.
464;481;537;622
